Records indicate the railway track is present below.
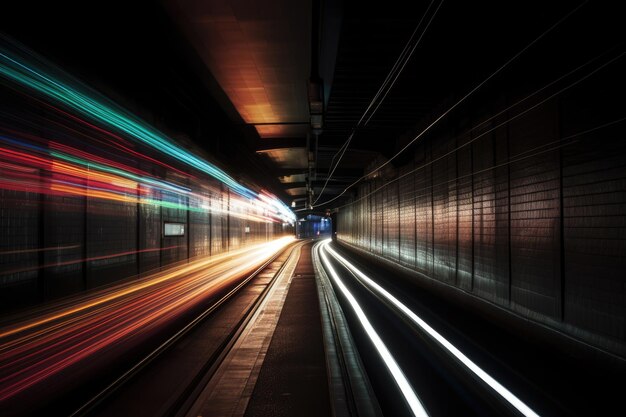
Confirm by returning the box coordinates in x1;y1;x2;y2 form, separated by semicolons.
74;240;305;417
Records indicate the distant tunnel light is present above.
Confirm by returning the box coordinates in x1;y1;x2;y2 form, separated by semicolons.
322;241;540;417
317;241;429;417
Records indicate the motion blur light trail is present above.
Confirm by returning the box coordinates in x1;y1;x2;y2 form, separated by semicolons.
0;237;294;402
316;241;429;417
0;245;185;276
0;46;249;197
0;138;282;222
0;38;295;224
0;34;298;411
320;240;540;417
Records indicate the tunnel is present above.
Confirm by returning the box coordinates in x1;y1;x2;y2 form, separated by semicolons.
1;1;625;416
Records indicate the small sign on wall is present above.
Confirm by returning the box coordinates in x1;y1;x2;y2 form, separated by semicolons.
245;226;250;233
164;222;185;236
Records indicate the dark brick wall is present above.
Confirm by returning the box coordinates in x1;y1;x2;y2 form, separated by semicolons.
0;190;40;307
189;199;211;259
337;61;626;358
161;189;188;267
86;199;138;289
138;187;162;273
42;194;85;298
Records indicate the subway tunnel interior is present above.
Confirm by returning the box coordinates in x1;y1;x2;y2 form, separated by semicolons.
1;1;625;416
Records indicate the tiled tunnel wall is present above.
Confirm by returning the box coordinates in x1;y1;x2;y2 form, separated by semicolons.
337;60;626;358
0;181;287;310
0;182;287;310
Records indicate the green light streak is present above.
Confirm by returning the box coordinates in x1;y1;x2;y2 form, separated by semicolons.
0;42;295;222
0;50;252;198
51;151;189;195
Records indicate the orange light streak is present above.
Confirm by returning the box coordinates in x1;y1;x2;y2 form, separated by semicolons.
0;237;294;401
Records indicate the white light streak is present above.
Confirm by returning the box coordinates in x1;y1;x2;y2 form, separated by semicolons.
317;241;429;417
322;240;540;417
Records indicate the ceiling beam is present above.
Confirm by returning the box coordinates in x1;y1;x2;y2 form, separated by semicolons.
316;143;385;154
273;167;363;177
256;137;307;151
282;182;307;189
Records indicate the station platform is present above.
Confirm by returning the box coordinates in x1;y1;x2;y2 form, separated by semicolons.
186;240;334;417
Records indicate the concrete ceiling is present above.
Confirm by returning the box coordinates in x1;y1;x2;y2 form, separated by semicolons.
166;0;319;206
165;0;412;211
166;0;311;137
278;173;307;184
256;147;308;169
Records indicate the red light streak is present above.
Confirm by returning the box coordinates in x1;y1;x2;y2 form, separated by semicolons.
0;245;182;276
31;96;191;178
0;141;288;224
0;245;81;256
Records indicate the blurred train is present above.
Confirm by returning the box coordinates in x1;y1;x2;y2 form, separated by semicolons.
0;39;295;311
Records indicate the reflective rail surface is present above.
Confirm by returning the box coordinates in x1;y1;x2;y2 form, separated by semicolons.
316;238;542;417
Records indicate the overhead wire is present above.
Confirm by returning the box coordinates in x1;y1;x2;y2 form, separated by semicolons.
338;115;626;213
312;0;589;208
310;0;442;208
358;0;439;127
333;47;626;209
363;0;445;126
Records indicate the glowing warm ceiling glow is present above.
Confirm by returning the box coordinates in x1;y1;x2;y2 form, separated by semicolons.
166;0;312;138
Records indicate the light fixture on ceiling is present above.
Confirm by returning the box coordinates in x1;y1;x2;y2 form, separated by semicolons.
308;78;324;134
